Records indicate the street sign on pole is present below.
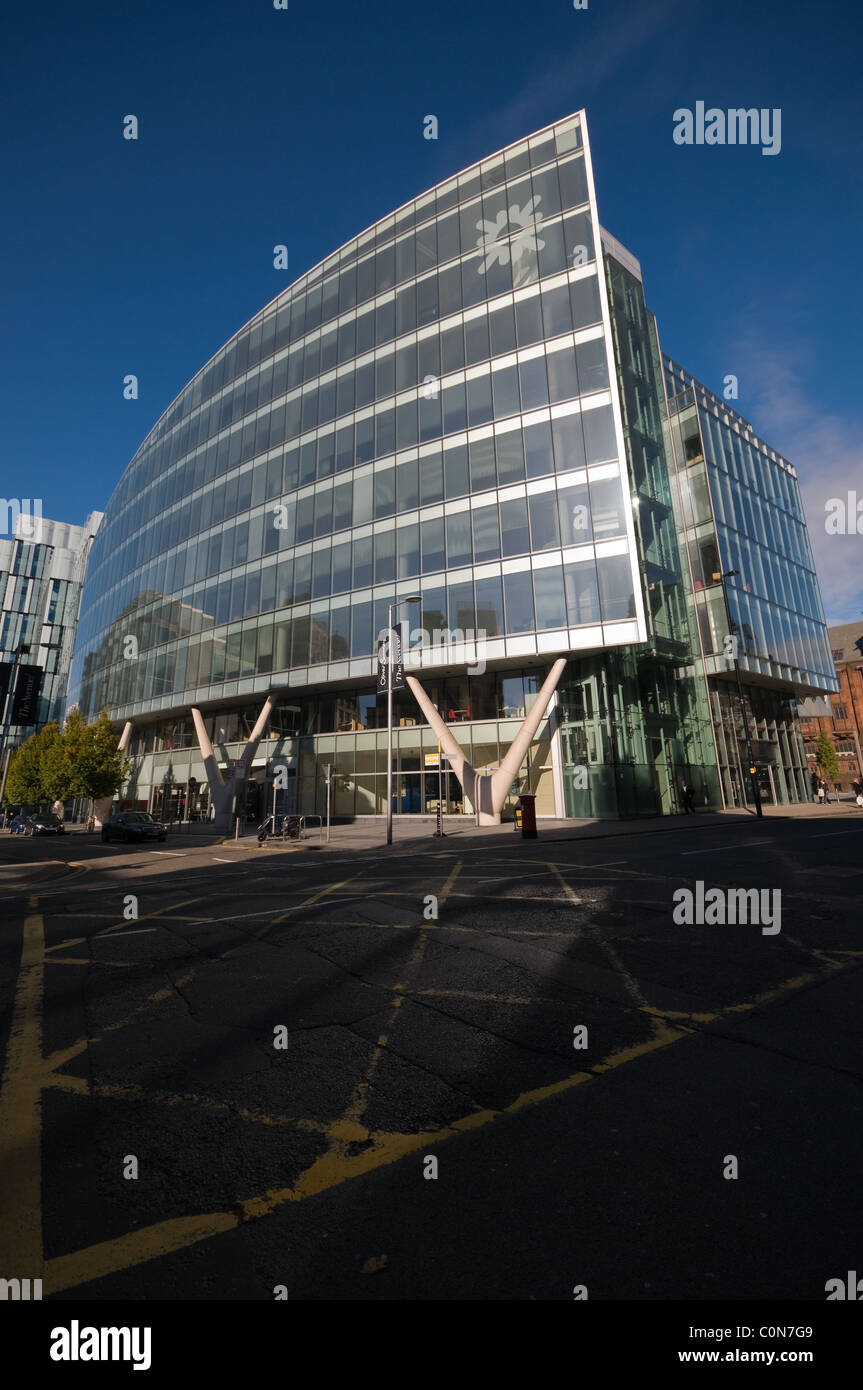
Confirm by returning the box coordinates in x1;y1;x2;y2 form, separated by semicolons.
11;664;43;726
377;627;405;692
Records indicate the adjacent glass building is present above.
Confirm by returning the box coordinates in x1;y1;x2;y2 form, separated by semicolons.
67;111;836;822
663;359;838;808
1;510;102;749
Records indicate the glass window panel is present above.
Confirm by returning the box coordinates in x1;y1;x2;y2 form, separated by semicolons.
562;209;595;264
465;315;490;366
552;413;586;473
396;398;418;449
416;221;437;273
472;503;500;562
524;420;554;478
503;570;536;634
469;435;496;492
418;390;442;442
333;481;353;531
314;489;333;536
547;348;579;403
353;473;373;525
537;219;567;278
331;540;351;592
330;605;350;660
312;547;331;598
515;295;544;346
416;277;438;328
492;363;520;419
500;497;530;556
296;495;314;543
444;443;469;499
489;302;516;357
395;234;416;283
442;381;466;434
355;307;375;356
596;553;635;621
448;578;475;633
564;560;600;625
375;467;396;518
420;450;444;505
397;521;420;577
466;373;493;427
417;335;440;381
582;405;617;464
474;574;503;637
438;263;462;317
335;423;354;472
421;516;445;572
529;492;560;550
293;553;312;602
558;155;589;210
446;511;472;567
519;356;548;410
589;476;627;540
558;482;592;544
276;556;293;608
355;416;375;464
396;342;417;390
533;564;567;629
352;535;373;587
571;271;601;327
496;428;525;484
396;457;419;510
440;323;465;373
576;337;610;394
260;563;277;612
374;528;395;583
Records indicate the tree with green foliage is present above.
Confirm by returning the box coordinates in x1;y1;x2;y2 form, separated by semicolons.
59;708;130;803
817;730;840;782
4;721;63;806
3;710;129;811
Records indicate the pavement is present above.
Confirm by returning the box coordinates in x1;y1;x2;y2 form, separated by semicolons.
0;804;861;1300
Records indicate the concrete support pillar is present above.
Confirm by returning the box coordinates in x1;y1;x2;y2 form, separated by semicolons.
191;695;275;832
406;658;567;825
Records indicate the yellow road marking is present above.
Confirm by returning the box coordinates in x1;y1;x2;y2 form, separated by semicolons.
0;910;45;1276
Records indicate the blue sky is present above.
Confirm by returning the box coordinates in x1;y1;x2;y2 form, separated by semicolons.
2;0;860;620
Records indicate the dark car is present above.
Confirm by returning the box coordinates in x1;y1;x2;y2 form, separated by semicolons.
25;813;65;836
8;814;28;835
101;812;167;844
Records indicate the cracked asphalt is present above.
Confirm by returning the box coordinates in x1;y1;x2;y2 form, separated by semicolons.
0;813;861;1300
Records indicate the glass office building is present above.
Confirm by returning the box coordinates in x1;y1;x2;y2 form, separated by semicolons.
1;510;102;750
67;111;835;822
663;359;838;808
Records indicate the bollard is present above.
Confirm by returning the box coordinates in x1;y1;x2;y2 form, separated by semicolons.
517;794;537;840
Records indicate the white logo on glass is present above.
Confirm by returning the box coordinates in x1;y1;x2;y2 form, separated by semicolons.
475;197;546;274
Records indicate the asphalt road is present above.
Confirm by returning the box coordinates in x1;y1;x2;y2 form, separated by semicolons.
1;814;861;1301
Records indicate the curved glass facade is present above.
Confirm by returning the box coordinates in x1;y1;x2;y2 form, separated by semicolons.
69;111;646;731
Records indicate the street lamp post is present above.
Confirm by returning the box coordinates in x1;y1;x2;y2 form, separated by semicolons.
386;595;421;846
714;569;762;819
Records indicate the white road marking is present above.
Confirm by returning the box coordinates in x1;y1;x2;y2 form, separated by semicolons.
808;829;863;839
681;841;774;855
96;928;158;936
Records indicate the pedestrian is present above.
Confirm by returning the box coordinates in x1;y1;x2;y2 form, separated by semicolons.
817;780;826;804
680;778;696;814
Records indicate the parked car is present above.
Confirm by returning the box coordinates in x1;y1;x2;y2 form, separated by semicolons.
24;812;65;836
8;814;28;834
101;812;168;844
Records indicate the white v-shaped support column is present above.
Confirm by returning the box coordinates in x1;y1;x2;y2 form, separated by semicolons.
191;695;275;831
406;657;567;825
